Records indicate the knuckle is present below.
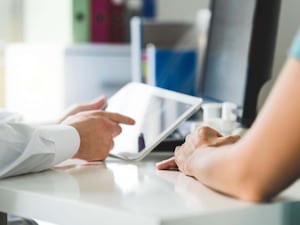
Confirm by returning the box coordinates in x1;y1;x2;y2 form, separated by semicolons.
201;125;210;130
229;135;240;142
185;134;192;142
76;103;85;111
174;146;180;154
198;126;209;135
110;141;115;150
228;136;235;141
98;118;110;129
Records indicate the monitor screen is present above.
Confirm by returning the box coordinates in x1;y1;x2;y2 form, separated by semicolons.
202;0;256;106
201;0;281;127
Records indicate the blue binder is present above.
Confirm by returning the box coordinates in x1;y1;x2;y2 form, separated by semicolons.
146;45;198;96
142;0;156;18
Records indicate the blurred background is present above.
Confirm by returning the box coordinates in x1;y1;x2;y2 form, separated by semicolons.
0;0;299;123
0;0;209;122
0;2;299;225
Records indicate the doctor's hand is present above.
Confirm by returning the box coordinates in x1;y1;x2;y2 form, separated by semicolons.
156;126;240;173
62;110;135;161
57;96;107;124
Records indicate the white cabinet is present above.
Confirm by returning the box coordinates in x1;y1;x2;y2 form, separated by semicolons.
64;44;132;108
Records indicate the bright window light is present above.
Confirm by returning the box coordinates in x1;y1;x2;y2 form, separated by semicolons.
5;44;65;123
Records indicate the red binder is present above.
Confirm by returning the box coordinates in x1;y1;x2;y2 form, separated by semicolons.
110;1;125;43
91;0;112;43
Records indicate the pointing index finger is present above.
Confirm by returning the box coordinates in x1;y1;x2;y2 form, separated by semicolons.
105;112;135;125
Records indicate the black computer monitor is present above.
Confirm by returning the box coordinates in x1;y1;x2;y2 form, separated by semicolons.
200;0;281;127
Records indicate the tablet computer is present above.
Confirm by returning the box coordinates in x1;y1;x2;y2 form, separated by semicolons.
107;82;202;161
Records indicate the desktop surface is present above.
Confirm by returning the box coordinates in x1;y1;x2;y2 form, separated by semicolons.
0;153;300;225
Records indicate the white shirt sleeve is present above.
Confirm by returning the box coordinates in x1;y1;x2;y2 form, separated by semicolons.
0;123;80;178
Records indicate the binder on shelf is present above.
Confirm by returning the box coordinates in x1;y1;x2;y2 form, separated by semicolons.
146;44;198;96
91;0;126;43
91;0;111;43
110;0;126;43
130;17;197;82
72;0;91;42
142;0;156;18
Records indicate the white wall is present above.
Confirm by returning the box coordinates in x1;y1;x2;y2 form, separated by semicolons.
0;0;23;107
23;0;72;43
157;0;209;21
0;0;23;42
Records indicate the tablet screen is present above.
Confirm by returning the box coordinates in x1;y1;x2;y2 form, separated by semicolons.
106;82;202;160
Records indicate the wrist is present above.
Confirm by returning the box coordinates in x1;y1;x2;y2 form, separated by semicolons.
186;147;211;177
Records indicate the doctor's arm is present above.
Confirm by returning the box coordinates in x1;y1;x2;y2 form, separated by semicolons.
157;57;300;202
0;97;134;178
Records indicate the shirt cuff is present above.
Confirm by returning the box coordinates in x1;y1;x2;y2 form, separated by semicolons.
38;125;80;166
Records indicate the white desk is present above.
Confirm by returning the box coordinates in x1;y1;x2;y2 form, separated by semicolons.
0;152;300;225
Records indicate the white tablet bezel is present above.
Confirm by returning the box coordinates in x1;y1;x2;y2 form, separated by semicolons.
107;82;202;161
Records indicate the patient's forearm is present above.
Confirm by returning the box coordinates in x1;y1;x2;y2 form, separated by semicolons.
186;139;300;202
185;145;262;201
187;146;268;201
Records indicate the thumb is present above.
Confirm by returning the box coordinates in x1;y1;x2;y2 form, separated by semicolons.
156;157;178;170
85;96;107;111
